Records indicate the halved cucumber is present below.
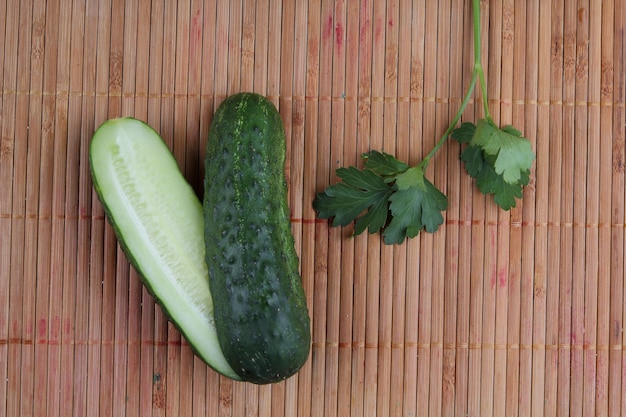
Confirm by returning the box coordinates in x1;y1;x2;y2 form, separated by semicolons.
89;117;240;380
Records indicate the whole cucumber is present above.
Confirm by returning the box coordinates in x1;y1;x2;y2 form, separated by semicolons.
203;92;311;384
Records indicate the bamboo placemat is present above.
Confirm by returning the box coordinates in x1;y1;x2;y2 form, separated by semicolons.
1;0;625;416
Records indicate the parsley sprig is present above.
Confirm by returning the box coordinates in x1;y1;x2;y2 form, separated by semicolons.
313;0;536;244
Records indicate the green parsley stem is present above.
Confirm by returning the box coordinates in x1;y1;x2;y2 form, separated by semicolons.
473;0;492;122
420;71;477;169
419;0;490;171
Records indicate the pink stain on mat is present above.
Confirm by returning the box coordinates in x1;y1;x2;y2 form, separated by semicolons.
498;268;507;288
50;316;60;340
37;318;47;340
324;14;333;41
335;22;343;49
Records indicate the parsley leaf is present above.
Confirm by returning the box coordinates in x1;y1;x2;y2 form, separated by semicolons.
312;154;448;244
471;119;535;184
475;162;529;210
313;166;393;235
452;119;534;210
362;150;409;177
459;144;485;178
383;167;448;244
450;122;476;144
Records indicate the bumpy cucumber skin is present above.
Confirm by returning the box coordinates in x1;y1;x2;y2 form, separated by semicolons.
204;93;311;384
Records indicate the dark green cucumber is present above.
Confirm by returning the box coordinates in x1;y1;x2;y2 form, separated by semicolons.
203;92;311;384
89;117;240;381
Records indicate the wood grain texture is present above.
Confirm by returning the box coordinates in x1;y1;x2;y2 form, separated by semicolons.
1;0;625;416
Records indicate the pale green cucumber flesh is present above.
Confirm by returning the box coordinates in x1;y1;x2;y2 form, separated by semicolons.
89;117;240;381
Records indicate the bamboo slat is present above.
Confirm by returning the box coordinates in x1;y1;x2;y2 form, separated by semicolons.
1;0;626;416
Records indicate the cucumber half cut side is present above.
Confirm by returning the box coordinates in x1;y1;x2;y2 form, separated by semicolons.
89;117;240;381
